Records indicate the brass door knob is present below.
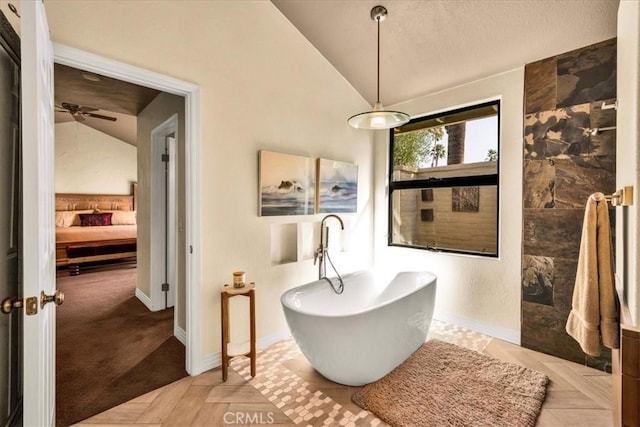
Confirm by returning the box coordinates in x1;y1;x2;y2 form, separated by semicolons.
40;290;64;309
1;297;23;315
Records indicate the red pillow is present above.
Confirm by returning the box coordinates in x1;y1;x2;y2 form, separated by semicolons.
79;213;112;227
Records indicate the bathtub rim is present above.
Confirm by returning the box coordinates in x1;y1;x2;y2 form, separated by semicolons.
280;270;437;319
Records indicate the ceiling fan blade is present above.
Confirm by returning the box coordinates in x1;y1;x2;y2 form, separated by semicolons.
72;113;86;122
61;102;79;111
85;112;117;122
79;106;99;113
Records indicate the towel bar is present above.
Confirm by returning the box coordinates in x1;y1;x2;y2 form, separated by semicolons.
605;186;633;207
590;126;616;135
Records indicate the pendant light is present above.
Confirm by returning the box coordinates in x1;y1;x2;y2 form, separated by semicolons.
348;6;410;130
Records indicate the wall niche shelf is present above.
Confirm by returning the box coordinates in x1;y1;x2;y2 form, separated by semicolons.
270;223;297;265
299;222;320;261
269;218;348;266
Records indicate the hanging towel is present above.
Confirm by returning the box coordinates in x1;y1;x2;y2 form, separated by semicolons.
565;192;619;356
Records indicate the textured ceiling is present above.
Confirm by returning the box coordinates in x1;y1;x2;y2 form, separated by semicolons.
272;0;619;107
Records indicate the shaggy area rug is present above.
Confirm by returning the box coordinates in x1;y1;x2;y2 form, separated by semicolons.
352;339;549;427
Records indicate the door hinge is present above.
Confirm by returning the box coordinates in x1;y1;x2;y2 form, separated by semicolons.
161;154;170;162
189;245;193;254
161;283;169;292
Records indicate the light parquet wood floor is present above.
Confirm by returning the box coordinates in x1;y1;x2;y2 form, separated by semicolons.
482;339;612;426
74;323;612;427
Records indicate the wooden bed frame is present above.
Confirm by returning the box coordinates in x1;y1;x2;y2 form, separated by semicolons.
55;183;137;212
56;183;137;275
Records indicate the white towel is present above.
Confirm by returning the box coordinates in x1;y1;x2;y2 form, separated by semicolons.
565;192;619;356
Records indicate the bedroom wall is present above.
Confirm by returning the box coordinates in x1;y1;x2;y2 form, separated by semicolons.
136;92;186;331
45;1;374;362
373;69;525;344
55;121;137;195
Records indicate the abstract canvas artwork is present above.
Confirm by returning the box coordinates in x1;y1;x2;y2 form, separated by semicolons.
316;159;358;213
258;151;315;216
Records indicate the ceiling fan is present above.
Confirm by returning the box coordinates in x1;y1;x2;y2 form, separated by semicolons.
55;102;117;122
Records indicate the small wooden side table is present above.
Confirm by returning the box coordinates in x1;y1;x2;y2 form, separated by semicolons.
221;282;256;382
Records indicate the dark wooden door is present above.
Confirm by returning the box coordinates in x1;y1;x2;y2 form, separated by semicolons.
0;10;22;427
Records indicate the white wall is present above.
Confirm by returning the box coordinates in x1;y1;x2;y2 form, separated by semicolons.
45;1;374;359
55;121;137;194
136;93;185;330
373;69;525;343
616;0;640;326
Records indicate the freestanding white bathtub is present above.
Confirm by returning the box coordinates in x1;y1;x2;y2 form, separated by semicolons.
280;270;437;386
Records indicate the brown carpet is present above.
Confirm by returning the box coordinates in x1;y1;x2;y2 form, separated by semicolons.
352;339;549;427
56;265;187;427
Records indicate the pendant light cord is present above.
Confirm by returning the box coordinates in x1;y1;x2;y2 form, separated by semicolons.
347;6;410;129
376;15;381;105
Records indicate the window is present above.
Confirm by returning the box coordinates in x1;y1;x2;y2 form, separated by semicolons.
388;100;500;256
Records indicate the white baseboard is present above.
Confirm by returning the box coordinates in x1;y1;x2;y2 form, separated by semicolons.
257;328;292;349
200;328;292;373
433;310;521;345
135;288;153;311
139;290;186;344
175;326;187;345
202;352;221;373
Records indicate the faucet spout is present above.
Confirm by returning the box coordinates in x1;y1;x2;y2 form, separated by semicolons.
321;214;345;229
319;214;344;252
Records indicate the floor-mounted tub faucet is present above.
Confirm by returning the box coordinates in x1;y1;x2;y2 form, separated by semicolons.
314;214;345;294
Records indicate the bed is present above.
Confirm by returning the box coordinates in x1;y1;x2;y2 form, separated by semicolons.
55;184;137;275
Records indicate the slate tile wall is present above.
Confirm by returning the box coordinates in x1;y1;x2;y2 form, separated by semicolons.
521;38;616;371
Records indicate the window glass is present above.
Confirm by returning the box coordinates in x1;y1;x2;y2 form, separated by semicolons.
389;101;499;256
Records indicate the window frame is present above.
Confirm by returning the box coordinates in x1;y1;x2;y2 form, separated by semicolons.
387;99;501;257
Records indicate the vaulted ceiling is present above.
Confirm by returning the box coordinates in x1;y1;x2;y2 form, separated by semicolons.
272;0;619;107
50;0;619;145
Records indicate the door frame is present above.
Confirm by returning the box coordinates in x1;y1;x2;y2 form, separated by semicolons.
150;115;178;313
53;43;203;375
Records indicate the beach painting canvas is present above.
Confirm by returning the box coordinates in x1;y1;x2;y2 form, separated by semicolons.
259;150;315;216
316;158;358;213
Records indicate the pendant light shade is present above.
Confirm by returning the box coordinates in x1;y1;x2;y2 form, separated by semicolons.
348;6;410;130
347;102;411;129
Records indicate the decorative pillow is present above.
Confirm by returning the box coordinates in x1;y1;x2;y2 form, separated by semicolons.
55;210;93;227
109;210;137;225
79;212;113;227
55;211;67;227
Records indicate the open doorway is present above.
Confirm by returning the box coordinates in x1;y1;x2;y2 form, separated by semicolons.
53;63;188;426
150;114;179;315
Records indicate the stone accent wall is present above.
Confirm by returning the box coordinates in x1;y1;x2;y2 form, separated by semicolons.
522;38;617;371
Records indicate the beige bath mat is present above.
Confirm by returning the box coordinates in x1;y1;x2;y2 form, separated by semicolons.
352;339;549;427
